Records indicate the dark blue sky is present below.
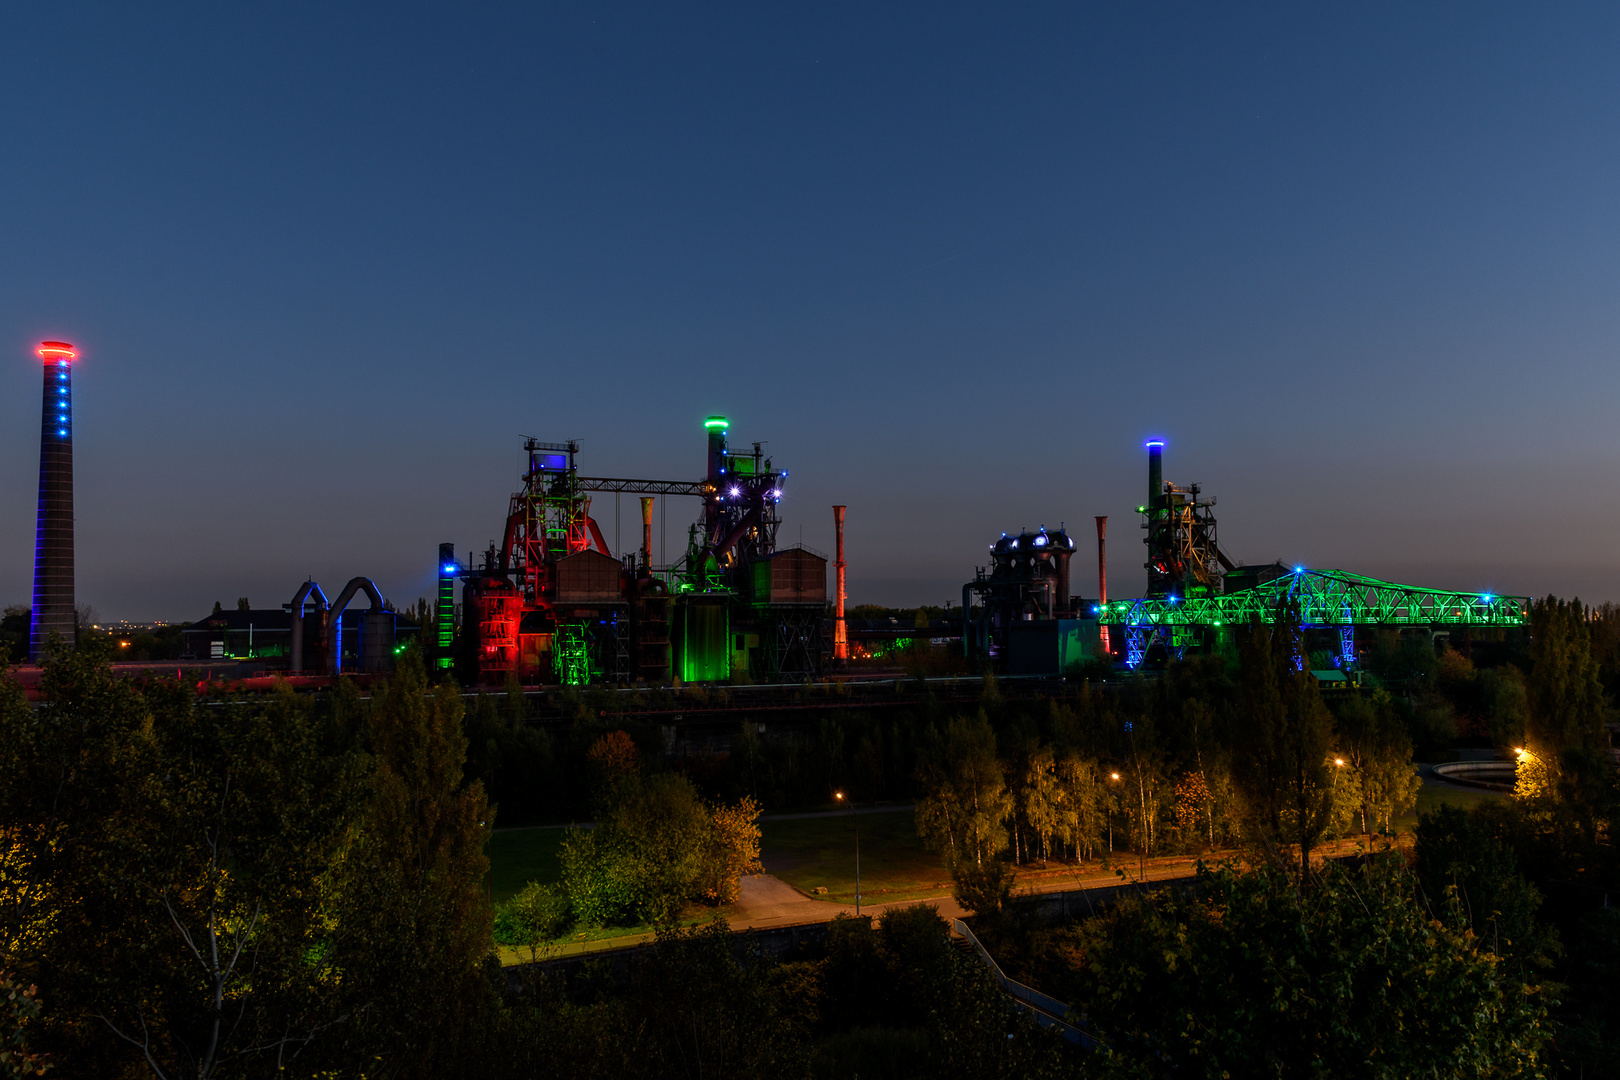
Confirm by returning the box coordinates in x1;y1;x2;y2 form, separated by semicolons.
5;3;1620;620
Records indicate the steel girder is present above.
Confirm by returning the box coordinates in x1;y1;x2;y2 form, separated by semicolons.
1095;568;1528;631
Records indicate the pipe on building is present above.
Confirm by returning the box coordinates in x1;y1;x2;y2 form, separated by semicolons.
289;579;329;673
1096;516;1110;655
640;497;654;570
586;516;612;558
326;577;386;675
833;505;847;661
963;583;976;660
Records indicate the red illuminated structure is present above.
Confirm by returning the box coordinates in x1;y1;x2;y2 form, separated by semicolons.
833;505;847;661
30;341;77;660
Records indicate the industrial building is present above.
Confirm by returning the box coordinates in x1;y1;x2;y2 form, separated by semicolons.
10;330;1530;690
180;577;413;674
445;417;830;686
961;526;1100;674
961;441;1531;675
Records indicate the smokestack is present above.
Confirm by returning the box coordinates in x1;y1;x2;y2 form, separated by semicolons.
1147;440;1164;510
30;341;77;660
1095;516;1110;655
640;497;654;571
833;505;847;662
1054;532;1072;618
705;415;728;482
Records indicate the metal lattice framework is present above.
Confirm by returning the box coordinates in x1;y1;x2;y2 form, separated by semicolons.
1097;568;1528;630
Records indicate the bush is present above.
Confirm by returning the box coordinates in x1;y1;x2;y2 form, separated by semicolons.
559;829;641;928
950;861;1013;918
493;882;574;947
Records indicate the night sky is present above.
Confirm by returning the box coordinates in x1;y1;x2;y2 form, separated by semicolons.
5;3;1620;621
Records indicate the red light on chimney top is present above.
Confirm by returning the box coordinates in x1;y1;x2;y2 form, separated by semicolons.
37;341;76;360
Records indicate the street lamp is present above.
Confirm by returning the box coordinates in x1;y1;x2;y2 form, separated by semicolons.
835;791;861;917
1107;772;1121;853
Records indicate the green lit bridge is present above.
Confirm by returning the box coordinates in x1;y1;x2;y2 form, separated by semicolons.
1094;568;1529;669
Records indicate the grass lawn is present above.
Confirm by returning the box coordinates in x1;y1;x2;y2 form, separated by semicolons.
761;809;949;906
1395;778;1504;833
488;827;567;904
494;906;738;966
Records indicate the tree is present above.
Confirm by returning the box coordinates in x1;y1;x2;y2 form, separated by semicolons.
1018;747;1061;866
0;644;364;1078
324;650;494;1078
701;797;763;904
562;772;760;926
915;712;1012;870
1071;859;1551;1079
1231;608;1336;875
1;973;48;1078
1525;597;1609;825
1053;754;1107;862
1414;804;1558;976
1478;664;1529;750
1331;690;1422;836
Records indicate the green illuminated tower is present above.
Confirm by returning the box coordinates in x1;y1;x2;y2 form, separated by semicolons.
437;543;456;670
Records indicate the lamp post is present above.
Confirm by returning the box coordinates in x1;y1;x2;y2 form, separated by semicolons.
835;791;861;917
1108;772;1120;855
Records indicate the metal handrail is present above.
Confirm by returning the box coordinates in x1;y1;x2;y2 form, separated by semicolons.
950;918;1093;1047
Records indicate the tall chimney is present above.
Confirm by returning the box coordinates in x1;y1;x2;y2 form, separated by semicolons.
1095;516;1110;656
705;415;729;482
640;497;655;571
833;505;847;662
30;341;77;660
1147;440;1164;510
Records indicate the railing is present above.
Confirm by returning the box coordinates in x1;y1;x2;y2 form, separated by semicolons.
1431;760;1517;791
950;918;1093;1048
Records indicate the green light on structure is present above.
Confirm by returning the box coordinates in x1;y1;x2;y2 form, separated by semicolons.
704;416;729;429
436;544;456;670
554;623;592;686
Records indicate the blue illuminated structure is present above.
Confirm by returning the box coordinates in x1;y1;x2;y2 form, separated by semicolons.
30;341;77;660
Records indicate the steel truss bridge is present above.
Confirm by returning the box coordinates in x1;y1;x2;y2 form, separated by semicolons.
1095;568;1529;669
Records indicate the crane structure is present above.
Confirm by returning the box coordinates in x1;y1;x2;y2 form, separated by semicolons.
1099;566;1528;668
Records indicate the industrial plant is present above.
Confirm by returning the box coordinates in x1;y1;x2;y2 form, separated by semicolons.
962;439;1529;675
442;417;832;686
11;341;1531;688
